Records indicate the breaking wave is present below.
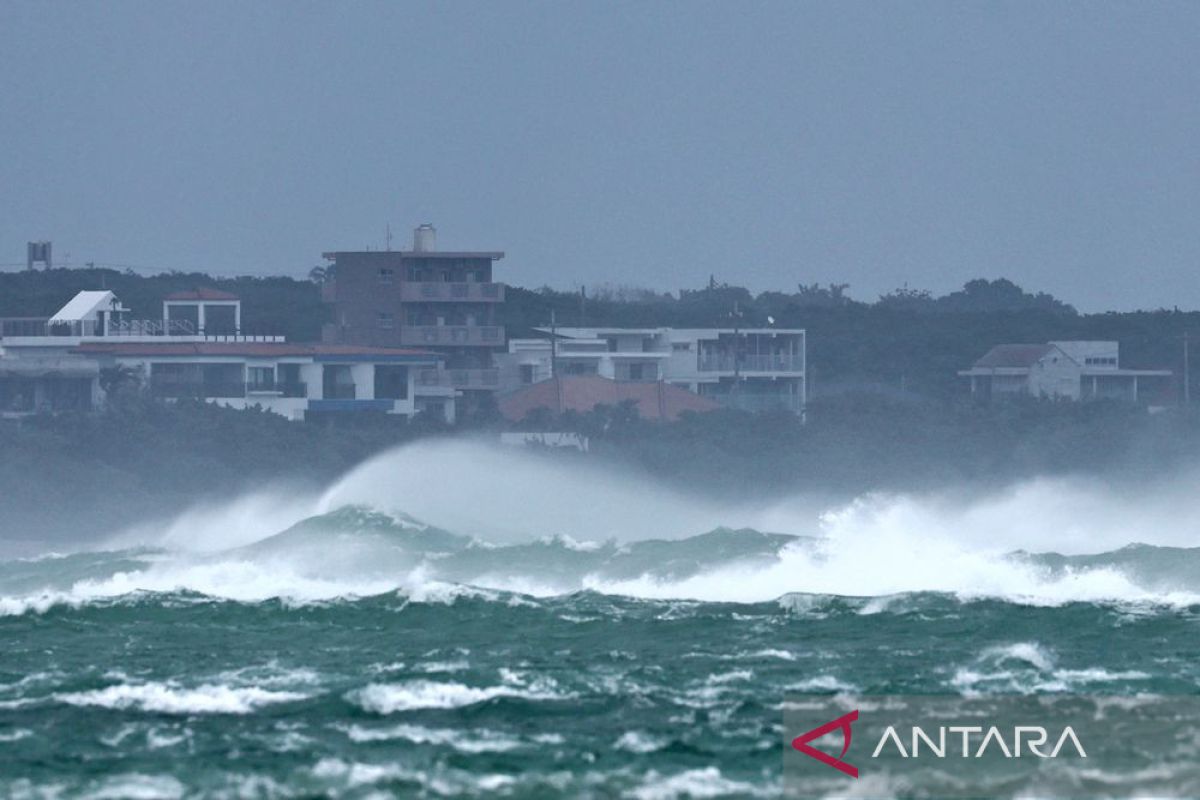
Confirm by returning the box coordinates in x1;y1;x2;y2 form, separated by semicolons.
4;440;1200;613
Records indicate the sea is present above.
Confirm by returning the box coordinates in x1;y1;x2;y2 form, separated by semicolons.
3;440;1200;799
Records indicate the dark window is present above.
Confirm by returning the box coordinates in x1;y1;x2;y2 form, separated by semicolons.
322;365;355;399
378;268;395;284
377;312;395;330
374;365;408;399
520;364;535;384
628;363;645;380
203;305;237;335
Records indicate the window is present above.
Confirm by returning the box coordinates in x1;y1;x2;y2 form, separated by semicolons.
374;366;408;400
520;364;536;384
322;365;355;400
378;267;395;284
672;342;691;352
248;366;274;391
377;312;395;330
628;363;645;380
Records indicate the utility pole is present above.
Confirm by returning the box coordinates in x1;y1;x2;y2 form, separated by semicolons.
730;301;743;406
1185;331;1191;406
550;309;559;380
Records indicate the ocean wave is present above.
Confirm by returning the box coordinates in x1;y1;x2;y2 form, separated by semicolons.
348;676;571;713
950;641;1154;695
55;682;307;715
339;722;524;752
11;472;1200;611
627;767;773;800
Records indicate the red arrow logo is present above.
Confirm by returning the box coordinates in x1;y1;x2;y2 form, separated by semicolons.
791;710;859;778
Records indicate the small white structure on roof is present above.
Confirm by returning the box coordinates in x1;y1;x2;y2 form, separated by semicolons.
48;290;128;336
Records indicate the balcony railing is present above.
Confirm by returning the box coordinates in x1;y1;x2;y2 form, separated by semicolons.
399;325;504;347
698;354;805;372
247;381;308;398
150;381;308;400
110;319;197;336
400;282;505;302
416;368;500;389
1;318;99;338
0;317;273;340
149;381;247;399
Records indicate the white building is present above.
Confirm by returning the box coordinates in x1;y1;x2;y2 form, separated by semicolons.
497;326;806;413
0;290;456;421
959;341;1172;403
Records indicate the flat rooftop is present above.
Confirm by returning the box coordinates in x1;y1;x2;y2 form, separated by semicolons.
322;250;504;260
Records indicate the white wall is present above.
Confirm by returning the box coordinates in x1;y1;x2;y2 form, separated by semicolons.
1028;349;1083;399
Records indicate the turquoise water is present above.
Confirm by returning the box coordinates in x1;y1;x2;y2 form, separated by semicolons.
3;501;1200;799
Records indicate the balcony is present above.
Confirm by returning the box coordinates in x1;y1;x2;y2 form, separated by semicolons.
416;368;500;389
698;354;805;373
400;282;505;302
247;381;308;398
149;380;247;399
399;325;504;347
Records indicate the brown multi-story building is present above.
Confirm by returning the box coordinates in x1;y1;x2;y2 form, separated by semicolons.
320;225;506;407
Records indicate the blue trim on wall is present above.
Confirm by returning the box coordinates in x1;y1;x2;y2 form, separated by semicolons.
308;399;395;412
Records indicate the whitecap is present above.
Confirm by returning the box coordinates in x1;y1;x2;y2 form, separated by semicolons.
56;682;306;715
349;679;569;713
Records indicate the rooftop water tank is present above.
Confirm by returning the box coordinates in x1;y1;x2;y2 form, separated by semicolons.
413;224;436;252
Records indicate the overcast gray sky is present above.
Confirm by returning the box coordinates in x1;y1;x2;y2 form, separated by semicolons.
1;1;1197;311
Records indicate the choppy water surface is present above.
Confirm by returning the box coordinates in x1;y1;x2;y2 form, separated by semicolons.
4;444;1200;798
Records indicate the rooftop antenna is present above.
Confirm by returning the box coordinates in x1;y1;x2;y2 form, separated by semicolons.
386;224;393;252
550;309;559;381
